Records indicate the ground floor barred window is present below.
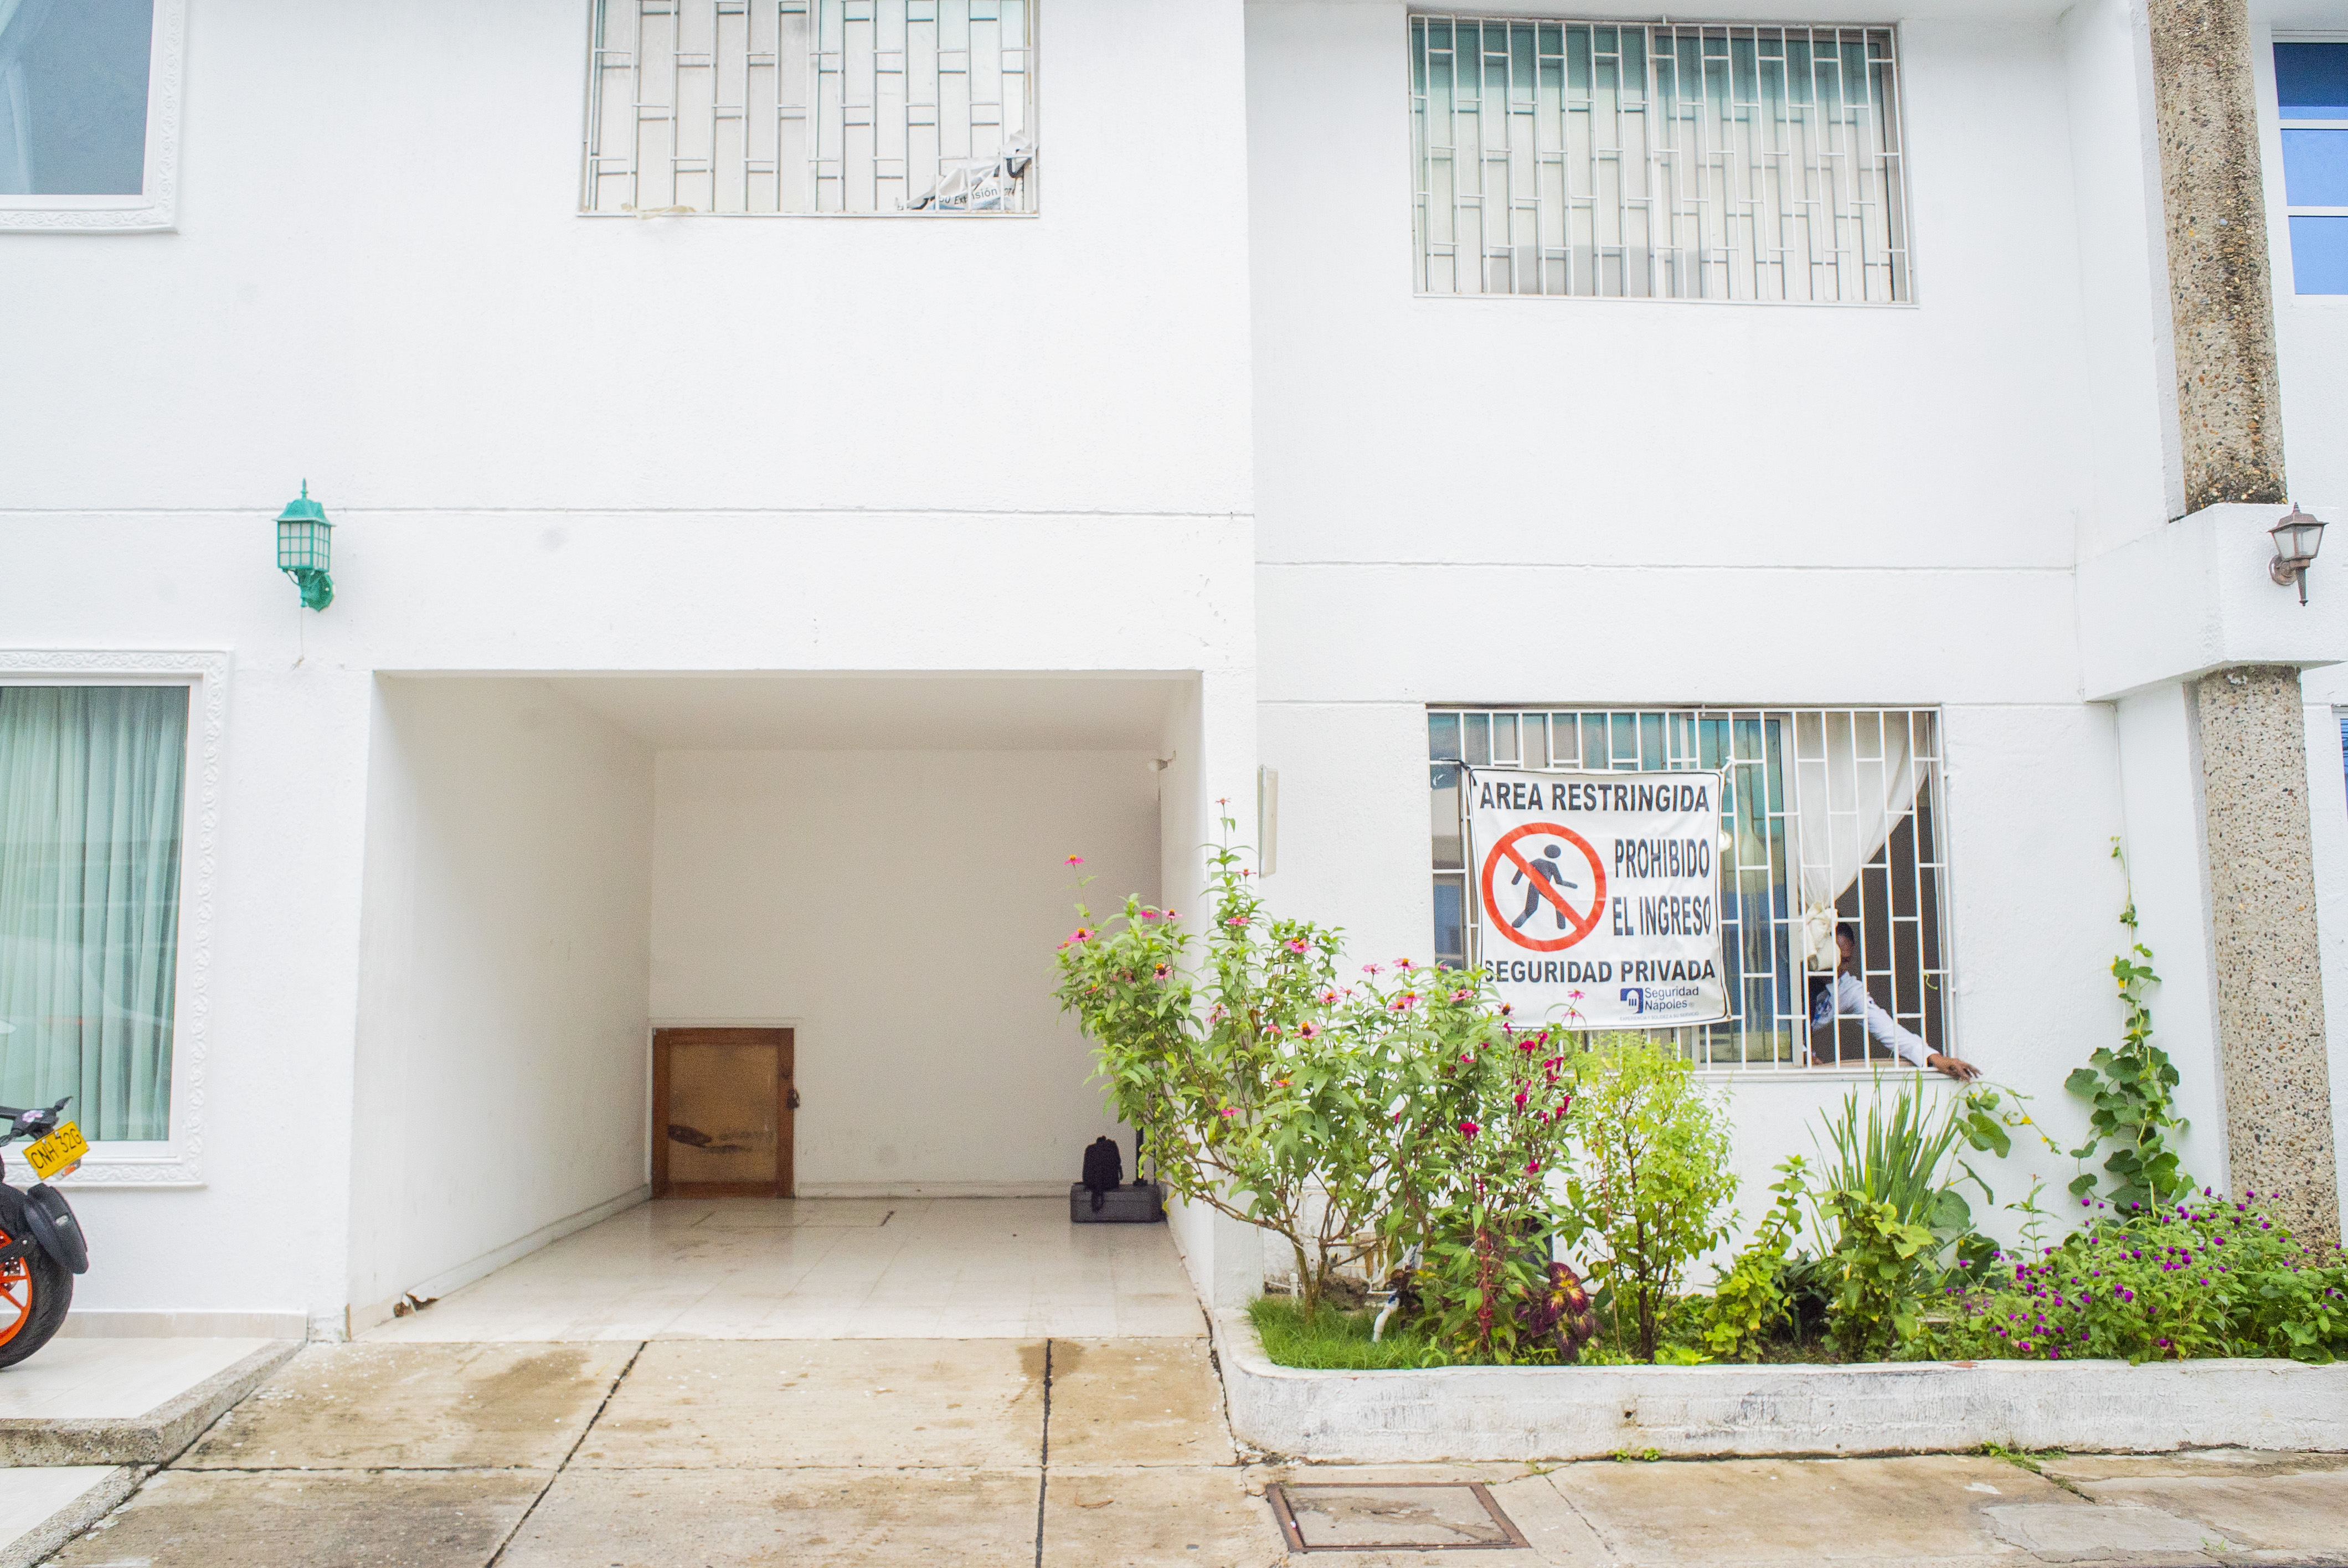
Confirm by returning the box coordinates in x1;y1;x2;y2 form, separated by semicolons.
1428;707;1947;1069
0;685;186;1139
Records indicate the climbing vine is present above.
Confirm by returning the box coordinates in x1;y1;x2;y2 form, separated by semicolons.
2063;841;2193;1209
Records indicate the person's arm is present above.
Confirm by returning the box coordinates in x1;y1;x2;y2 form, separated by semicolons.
1850;979;1979;1080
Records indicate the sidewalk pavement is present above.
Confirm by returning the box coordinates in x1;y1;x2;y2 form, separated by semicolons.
28;1335;2348;1566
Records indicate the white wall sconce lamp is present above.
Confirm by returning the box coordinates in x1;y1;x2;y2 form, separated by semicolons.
2269;503;2326;605
275;481;334;610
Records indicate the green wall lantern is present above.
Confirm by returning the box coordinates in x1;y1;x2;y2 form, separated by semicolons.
275;481;334;610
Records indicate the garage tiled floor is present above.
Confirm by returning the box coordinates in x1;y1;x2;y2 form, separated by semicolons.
361;1196;1202;1342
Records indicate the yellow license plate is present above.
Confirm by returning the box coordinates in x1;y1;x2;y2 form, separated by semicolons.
22;1123;86;1182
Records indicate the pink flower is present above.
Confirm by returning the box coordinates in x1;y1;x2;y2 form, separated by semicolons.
1299;1021;1320;1039
1498;1003;1513;1016
1286;938;1309;954
1219;1107;1237;1118
1226;916;1249;928
1450;988;1474;1002
1389;993;1420;1012
1362;963;1382;976
1140;909;1163;921
1319;989;1340;1005
1153;964;1170;979
1163;910;1178;920
1458;1052;1474;1063
1062;927;1094;946
1064;855;1085;865
1394;958;1415;971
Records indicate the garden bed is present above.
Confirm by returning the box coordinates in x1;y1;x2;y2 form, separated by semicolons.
1212;1308;2348;1462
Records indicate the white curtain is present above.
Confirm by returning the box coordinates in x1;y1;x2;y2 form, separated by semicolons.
0;0;53;196
1793;711;1925;969
0;685;186;1141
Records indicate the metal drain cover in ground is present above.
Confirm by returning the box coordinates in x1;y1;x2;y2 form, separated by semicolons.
1266;1483;1531;1552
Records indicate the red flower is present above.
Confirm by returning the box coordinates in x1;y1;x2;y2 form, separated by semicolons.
1458;1120;1480;1138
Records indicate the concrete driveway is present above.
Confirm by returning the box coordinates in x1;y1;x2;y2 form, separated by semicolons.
33;1330;2348;1566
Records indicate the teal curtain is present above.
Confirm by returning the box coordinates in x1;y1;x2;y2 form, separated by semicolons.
0;685;186;1141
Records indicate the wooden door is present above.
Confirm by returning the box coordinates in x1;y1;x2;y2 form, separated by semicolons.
652;1028;795;1198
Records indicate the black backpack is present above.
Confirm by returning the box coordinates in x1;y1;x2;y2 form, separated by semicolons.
1081;1137;1124;1212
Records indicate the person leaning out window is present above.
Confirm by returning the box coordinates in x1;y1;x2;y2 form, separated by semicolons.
1808;922;1979;1081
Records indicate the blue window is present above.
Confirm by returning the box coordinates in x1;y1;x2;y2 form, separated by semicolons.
2277;44;2348;293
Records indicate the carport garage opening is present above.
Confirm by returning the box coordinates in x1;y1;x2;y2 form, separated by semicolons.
347;672;1188;1333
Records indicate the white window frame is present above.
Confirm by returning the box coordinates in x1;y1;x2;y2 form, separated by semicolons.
0;0;185;234
0;650;225;1187
1428;704;1957;1076
2264;29;2348;303
1408;13;1915;306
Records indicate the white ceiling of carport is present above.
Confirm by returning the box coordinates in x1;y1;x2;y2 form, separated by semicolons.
540;672;1187;751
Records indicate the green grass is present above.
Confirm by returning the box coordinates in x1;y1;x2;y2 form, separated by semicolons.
1246;1296;1443;1370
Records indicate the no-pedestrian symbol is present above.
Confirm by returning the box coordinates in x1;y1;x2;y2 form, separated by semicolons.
1479;822;1605;953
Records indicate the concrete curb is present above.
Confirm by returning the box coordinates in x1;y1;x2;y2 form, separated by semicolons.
0;1467;143;1568
0;1341;304;1467
1211;1310;2348;1462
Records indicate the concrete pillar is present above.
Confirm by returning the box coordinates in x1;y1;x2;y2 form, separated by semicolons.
2196;666;2340;1240
2141;5;2340;1236
2147;0;2287;511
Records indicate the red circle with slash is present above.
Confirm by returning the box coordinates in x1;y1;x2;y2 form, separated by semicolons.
1480;823;1606;952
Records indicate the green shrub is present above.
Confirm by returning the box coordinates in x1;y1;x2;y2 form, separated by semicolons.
1701;1156;1808;1360
1933;1192;2348;1363
1054;814;1572;1326
1559;1034;1737;1362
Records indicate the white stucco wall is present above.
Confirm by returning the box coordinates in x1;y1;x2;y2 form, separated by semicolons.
1242;0;2202;1257
0;0;1260;1327
648;747;1157;1194
347;678;655;1326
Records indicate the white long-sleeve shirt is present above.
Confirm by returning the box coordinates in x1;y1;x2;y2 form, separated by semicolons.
1809;972;1932;1068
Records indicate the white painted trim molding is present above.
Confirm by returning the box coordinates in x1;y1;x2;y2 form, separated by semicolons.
0;649;226;1188
55;1309;309;1340
344;1183;652;1339
0;0;186;234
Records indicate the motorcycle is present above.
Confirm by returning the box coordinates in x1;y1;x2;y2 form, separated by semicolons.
0;1100;90;1366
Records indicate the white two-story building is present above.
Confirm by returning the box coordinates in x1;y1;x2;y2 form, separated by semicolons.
4;0;2347;1335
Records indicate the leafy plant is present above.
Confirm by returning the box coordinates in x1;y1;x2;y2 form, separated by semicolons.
1558;1033;1738;1363
2062;842;2193;1210
1809;1074;2007;1355
1820;1187;1940;1359
1815;1074;1981;1244
1933;1192;2348;1363
1054;813;1573;1328
1700;1156;1809;1360
1052;821;1403;1312
1400;1014;1580;1364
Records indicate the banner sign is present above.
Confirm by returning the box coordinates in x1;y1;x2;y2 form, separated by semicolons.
1465;767;1729;1029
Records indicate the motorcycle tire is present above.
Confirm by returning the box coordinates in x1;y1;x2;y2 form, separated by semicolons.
0;1240;72;1369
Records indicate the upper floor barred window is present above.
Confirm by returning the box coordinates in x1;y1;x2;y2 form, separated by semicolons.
1410;18;1911;303
584;0;1035;216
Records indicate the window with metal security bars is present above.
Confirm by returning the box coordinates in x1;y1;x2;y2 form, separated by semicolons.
1410;18;1911;302
583;0;1035;216
1428;708;1949;1069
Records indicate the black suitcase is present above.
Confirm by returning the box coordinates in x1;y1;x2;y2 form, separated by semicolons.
1069;1180;1165;1224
